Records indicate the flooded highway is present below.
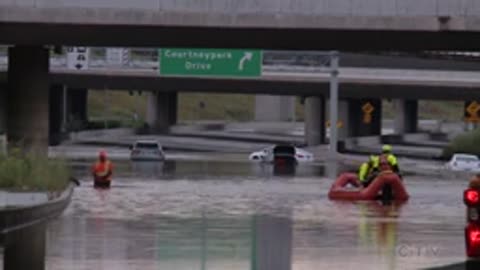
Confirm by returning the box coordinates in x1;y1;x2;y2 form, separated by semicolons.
44;158;470;270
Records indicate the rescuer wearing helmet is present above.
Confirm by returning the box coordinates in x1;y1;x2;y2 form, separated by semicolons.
358;155;380;187
378;144;400;174
469;173;480;189
92;150;114;188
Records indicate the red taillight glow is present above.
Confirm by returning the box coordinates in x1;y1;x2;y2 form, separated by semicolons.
466;224;480;257
470;229;480;244
465;189;480;206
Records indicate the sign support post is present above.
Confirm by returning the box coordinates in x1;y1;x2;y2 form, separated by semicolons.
328;52;339;160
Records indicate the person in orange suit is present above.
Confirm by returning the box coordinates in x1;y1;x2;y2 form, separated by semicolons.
469;173;480;189
92;150;113;188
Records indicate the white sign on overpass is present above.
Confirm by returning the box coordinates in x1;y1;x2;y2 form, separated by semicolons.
66;47;89;70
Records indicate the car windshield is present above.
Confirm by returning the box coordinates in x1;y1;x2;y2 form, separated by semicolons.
273;145;295;155
457;156;478;162
135;143;159;149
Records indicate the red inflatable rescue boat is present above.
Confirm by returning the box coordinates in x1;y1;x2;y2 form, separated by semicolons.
328;172;409;201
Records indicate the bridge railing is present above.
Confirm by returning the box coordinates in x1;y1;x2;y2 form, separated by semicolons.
0;46;335;73
3;46;480;73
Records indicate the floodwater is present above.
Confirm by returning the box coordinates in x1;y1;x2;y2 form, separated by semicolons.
44;158;472;270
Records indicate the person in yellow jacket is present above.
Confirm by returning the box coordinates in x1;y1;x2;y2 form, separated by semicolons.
358;145;400;187
358;155;380;187
379;145;400;173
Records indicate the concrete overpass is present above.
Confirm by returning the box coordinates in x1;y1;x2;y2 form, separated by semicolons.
23;67;479;100
2;53;480;147
4;0;480;151
2;1;480;50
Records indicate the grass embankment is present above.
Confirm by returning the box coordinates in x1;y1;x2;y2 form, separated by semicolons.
0;151;71;191
88;91;256;123
443;128;480;159
88;91;466;124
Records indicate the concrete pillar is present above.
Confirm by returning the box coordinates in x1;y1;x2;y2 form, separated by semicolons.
393;99;418;134
253;215;292;270
324;100;350;141
0;84;6;134
67;88;88;126
49;85;64;146
347;99;382;137
7;46;49;153
146;92;178;133
4;223;47;270
304;96;325;146
255;95;295;122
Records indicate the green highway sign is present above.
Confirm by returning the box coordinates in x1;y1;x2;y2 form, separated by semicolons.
159;48;262;77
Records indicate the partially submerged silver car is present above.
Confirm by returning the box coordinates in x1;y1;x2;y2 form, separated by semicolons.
130;140;165;161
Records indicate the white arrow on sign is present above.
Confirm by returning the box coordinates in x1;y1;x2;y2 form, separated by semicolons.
238;52;253;71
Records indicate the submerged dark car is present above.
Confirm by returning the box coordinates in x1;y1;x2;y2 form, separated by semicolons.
272;145;297;166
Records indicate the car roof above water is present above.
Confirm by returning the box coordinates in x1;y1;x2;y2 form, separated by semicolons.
452;153;479;160
134;140;161;147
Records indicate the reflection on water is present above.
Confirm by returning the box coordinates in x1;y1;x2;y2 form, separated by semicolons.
46;159;467;270
71;159;332;181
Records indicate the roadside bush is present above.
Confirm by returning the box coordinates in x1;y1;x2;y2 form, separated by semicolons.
0;150;71;191
443;128;480;159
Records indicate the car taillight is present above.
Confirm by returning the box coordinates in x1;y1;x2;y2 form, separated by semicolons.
296;154;304;158
465;189;480;206
466;224;480;257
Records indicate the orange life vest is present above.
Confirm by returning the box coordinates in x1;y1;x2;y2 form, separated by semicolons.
379;154;393;172
92;160;113;181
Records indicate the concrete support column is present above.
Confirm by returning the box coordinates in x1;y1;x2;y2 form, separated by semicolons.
337;100;350;140
49;85;64;146
0;84;6;135
347;99;382;137
304;96;325;146
146;92;178;133
4;223;47;270
393;99;418;134
7;46;49;153
67;88;88;127
255;95;295;122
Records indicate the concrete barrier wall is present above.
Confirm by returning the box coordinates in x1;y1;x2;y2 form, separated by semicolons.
1;0;480;16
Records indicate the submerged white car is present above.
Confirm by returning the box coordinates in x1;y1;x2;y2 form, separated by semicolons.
445;153;480;172
249;145;314;163
130;140;165;161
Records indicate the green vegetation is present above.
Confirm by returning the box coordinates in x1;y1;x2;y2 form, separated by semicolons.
178;93;254;121
88;90;467;125
383;100;464;121
88;91;256;123
0;151;71;191
443;128;480;159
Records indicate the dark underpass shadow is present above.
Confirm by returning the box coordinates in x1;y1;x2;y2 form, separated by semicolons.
424;260;480;270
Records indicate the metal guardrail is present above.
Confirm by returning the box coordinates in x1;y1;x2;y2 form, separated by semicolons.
0;183;74;238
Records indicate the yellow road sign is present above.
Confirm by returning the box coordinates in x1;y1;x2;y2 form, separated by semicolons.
466;101;480;122
362;102;374;114
326;120;343;128
363;114;372;124
362;102;374;124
